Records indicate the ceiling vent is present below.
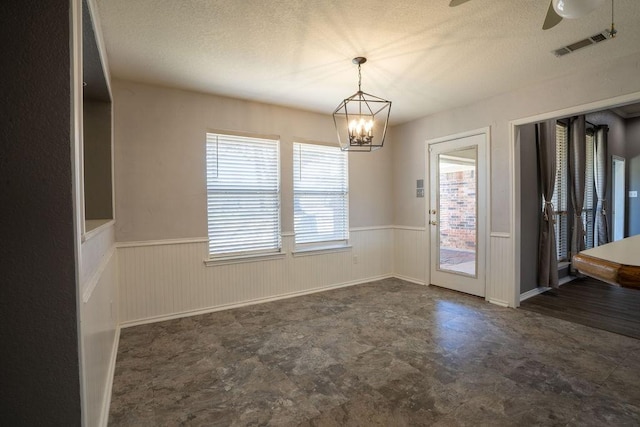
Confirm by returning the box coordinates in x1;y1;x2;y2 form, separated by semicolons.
553;29;614;57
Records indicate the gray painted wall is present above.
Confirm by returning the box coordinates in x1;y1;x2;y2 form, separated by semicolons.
626;116;640;236
0;0;81;425
519;124;540;294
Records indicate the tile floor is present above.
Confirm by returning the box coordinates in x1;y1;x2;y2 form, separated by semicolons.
109;278;640;426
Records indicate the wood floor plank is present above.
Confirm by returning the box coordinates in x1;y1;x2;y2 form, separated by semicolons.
520;277;640;340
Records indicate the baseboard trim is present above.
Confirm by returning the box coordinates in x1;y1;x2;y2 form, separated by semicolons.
120;274;394;328
520;286;551;302
487;298;510;307
393;274;426;286
558;275;575;286
99;325;120;427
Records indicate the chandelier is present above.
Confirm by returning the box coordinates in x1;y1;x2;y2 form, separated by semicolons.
333;57;391;152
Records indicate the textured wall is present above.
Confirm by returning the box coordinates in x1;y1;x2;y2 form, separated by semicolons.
112;80;394;242
391;51;640;232
0;0;81;424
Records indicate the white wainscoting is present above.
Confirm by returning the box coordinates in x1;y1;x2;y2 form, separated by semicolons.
392;227;515;307
80;225;119;427
393;226;427;284
80;224;115;299
487;233;514;307
118;227;394;325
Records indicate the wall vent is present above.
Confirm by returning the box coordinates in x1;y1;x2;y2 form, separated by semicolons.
553;29;614;57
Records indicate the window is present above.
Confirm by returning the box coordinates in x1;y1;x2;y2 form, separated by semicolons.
583;130;596;249
548;122;597;260
206;133;280;258
293;143;349;248
552;122;569;261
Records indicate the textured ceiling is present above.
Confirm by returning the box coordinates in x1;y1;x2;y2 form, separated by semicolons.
94;0;640;125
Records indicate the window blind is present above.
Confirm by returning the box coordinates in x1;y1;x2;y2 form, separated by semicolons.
293;143;348;246
583;131;595;249
206;133;280;257
552;122;569;261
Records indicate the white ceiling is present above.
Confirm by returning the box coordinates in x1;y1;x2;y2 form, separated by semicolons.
94;0;640;125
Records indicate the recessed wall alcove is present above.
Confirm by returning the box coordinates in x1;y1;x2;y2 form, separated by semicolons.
82;0;113;232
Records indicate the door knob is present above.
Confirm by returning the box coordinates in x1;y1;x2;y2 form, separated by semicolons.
429;220;438;226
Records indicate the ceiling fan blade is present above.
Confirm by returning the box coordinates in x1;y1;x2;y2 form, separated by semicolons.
449;0;472;6
542;0;563;30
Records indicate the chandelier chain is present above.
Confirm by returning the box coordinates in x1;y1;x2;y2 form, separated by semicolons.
357;63;362;92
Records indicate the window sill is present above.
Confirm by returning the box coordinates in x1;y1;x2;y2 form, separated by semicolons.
204;251;286;267
292;244;352;257
82;219;115;243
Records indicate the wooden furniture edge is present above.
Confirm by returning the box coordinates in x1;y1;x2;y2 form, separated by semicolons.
573;253;640;289
572;253;620;286
619;265;640;289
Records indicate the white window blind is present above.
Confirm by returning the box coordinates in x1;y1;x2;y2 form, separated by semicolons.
551;122;569;261
206;133;281;257
583;131;595;249
293;143;348;246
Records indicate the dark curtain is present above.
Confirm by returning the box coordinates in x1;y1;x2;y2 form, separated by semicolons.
568;116;586;269
594;125;610;246
536;120;559;287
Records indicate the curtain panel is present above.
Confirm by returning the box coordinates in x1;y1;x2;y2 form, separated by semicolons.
568;116;586;270
536;120;559;288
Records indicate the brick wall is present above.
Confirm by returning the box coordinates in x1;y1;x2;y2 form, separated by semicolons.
439;170;476;251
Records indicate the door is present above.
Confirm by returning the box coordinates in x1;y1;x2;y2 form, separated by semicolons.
428;133;487;297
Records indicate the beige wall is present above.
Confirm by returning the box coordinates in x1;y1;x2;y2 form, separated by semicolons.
392;51;640;233
113;80;393;242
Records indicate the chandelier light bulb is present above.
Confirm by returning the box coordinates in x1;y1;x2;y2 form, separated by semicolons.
348;117;374;145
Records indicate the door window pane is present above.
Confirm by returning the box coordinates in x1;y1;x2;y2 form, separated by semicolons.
437;148;477;277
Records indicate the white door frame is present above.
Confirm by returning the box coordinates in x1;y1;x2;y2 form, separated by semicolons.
425;127;491;300
509;91;640;307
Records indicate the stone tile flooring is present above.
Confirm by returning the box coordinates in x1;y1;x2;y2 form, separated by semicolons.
109;279;640;426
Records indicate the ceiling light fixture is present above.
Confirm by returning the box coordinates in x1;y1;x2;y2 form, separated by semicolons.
333;57;391;152
552;0;605;19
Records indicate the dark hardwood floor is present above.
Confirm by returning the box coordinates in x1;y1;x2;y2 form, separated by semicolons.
520;277;640;340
